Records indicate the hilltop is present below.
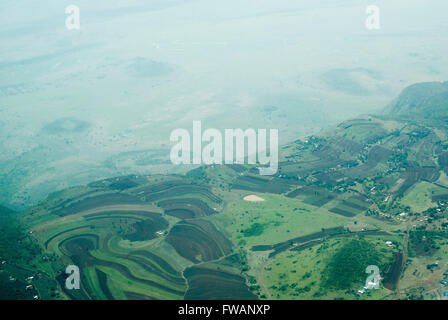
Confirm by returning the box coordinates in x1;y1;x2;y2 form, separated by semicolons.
383;81;448;121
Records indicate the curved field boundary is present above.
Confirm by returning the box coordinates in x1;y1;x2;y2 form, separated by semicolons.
33;204;162;232
84;210;164;220
124;291;157;300
166;220;232;263
59;235;185;297
59;234;100;258
101;242;185;286
83;216;143;222
117;254;185;286
96;268;115;300
131;180;221;203
131;179;187;194
123;214;169;242
184;266;258;300
56;272;91;300
158;198;217;219
54;192;147;217
130;250;181;276
44;225;91;249
92;259;185;296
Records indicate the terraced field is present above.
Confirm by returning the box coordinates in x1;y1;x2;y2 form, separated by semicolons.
20;112;448;300
166;219;232;263
184;266;257;300
6;83;448;300
25;176;257;300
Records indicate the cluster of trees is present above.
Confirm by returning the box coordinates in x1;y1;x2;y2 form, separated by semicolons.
321;239;382;290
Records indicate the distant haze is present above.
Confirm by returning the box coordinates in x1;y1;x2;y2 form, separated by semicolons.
1;0;448;209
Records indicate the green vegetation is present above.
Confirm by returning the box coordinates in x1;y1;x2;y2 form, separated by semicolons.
242;223;265;237
2;82;448;300
0;205;59;299
322;239;382;290
260;237;395;300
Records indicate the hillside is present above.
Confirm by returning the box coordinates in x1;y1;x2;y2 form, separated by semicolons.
1;82;448;300
384;81;448;121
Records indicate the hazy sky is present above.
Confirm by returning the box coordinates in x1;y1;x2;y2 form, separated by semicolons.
1;0;448;208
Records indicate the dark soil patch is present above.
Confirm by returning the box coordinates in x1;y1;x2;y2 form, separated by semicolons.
184;266;257;300
166;220;232;263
